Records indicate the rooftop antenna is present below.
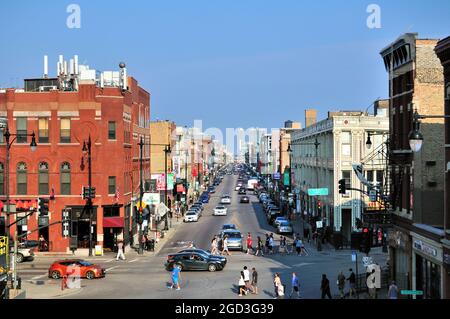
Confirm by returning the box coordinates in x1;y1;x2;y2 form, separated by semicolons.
43;55;48;78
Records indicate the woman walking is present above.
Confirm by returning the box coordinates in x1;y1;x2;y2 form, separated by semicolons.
222;235;231;256
211;237;218;255
238;271;247;296
273;273;283;299
255;236;264;256
279;236;287;256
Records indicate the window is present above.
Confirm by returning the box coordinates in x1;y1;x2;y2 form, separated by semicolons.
17;162;27;195
376;170;384;186
342;170;351;196
38;162;49;195
16;118;27;143
366;170;374;183
108;176;116;194
60;118;71;143
341;132;352;156
0;162;4;196
60;162;71;195
446;84;450;100
103;206;120;217
38;118;49;143
108;121;116;140
0;131;3;144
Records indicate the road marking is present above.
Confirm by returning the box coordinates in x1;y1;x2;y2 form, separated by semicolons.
128;258;139;263
292;262;315;267
105;266;120;272
105;258;115;263
31;274;47;280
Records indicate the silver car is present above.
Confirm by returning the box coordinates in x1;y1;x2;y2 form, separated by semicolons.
277;221;293;235
220;229;243;251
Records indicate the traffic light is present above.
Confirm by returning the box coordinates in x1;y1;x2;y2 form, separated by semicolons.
317;200;322;212
361;227;372;254
138;207;144;224
83;187;96;200
338;179;346;194
38;197;49;216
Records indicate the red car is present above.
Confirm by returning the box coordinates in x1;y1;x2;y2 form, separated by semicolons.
48;259;105;280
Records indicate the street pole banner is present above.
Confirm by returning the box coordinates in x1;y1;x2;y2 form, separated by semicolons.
352;164;371;187
0;237;8;276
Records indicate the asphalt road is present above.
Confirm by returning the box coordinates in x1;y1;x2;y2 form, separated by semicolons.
18;173;389;299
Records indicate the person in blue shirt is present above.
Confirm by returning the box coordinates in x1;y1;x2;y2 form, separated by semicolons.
290;272;300;298
169;265;181;290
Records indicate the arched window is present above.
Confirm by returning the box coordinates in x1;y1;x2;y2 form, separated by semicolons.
0;162;4;196
60;162;71;195
38;162;49;195
17;162;27;195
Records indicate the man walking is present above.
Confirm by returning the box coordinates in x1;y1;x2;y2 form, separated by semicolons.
265;234;270;254
243;266;253;293
255;236;264;256
116;240;126;261
337;271;346;299
268;234;275;254
347;268;356;298
246;233;253;255
290;272;300;299
251;267;258;295
321;274;332;299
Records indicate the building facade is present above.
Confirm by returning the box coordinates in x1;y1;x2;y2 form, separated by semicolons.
0;56;150;253
291;109;388;243
381;33;445;298
435;35;450;299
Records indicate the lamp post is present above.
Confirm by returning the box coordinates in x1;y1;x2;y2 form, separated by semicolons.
2;126;37;290
408;110;450;153
81;136;94;257
137;137;145;255
163;144;172;231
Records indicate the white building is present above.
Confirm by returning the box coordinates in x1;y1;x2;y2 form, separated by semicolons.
291;104;389;241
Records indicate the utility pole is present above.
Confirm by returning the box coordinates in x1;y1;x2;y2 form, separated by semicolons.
138;136;144;255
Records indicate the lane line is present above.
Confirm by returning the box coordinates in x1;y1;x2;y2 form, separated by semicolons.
31;274;47;280
105;258;115;263
128;258;139;263
105;266;120;272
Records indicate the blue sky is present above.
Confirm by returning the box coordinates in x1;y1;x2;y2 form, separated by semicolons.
1;0;449;134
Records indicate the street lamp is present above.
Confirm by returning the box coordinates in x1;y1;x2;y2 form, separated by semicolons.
408;110;450;153
80;136;94;257
163;144;172;231
2;126;37;291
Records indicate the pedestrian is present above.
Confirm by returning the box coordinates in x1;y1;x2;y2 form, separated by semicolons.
246;233;253;255
337;271;346;299
251;267;258;295
168;264;181;290
368;269;377;299
387;281;398;299
268;234;274;254
243;266;253;293
116;240;126;261
300;238;308;256
321;274;332;299
265;234;270;254
279;236;287;256
255;236;264;256
273;273;283;299
290;272;300;299
211;237;217;255
238;271;247;296
295;237;302;256
222;236;231;256
347;268;356;298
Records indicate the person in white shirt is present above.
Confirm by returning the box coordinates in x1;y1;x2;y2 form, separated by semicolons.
243;266;253;293
238;271;247;296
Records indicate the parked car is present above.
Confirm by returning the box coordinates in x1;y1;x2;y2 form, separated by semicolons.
222;224;237;231
240;196;250;203
277;221;294;235
200;196;209;203
273;216;289;228
48;259;105;280
208;187;216;193
165;252;227;272
220;195;231;205
184;211;200;222
10;247;35;263
267;209;282;225
214;206;228;216
18;240;40;249
219;229;243;251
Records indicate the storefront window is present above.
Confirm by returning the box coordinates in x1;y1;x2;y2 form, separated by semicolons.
103;206;120;217
416;254;441;299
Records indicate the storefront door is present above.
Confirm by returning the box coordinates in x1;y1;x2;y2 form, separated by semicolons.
416;254;441;299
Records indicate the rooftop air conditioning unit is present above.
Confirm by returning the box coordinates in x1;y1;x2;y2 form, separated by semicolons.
39;86;58;92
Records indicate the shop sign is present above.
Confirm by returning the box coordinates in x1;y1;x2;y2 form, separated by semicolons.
413;239;438;258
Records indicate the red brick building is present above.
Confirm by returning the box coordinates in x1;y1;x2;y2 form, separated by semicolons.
435;35;450;299
0;57;150;253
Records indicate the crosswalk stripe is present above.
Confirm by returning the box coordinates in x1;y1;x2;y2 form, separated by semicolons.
105;266;120;272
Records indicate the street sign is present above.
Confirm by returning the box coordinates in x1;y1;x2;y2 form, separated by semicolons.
401;290;423;296
351;251;357;262
273;173;281;180
362;256;374;267
369;189;377;202
308;188;329;196
316;221;323;229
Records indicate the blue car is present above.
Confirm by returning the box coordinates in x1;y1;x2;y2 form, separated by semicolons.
201;196;209;203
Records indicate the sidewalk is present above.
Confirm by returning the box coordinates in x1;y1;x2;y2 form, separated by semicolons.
20;279;84;299
290;216;335;252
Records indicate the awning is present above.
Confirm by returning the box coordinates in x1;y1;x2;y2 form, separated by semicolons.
103;217;124;228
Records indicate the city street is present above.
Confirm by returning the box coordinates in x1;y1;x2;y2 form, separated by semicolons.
18;173;387;299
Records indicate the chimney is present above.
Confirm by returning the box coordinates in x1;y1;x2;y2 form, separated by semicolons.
305;109;317;128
